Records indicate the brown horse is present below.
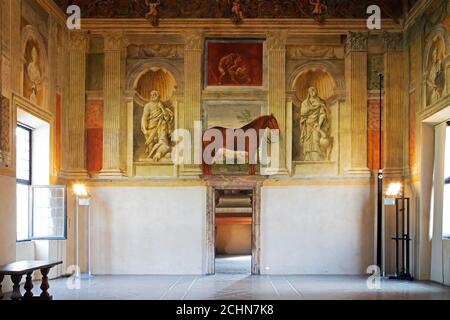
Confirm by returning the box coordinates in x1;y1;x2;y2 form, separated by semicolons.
202;114;279;175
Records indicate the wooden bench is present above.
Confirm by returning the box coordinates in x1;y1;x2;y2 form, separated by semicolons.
0;260;62;300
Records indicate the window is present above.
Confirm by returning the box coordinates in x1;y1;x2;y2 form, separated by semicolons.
16;122;67;242
16;125;32;241
443;123;450;238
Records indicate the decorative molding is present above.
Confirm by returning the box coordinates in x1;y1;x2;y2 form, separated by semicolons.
184;32;203;51
103;32;128;51
286;45;340;60
127;44;184;59
68;31;90;52
344;31;368;54
383;31;403;52
266;31;287;51
75;19;402;35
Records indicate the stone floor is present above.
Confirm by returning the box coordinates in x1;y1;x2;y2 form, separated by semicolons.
2;256;450;300
215;255;251;274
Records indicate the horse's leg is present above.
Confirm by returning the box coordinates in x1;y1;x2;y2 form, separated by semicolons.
201;141;210;175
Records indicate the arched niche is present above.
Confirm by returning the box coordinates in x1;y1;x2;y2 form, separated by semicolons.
135;68;177;102
288;61;343;105
127;59;183;104
21;25;48;107
288;64;341;167
292;68;336;104
424;25;450;106
126;61;181;177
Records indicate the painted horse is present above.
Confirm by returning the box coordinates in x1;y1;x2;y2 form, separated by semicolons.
201;114;279;175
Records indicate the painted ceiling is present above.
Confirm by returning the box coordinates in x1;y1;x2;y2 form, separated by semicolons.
54;0;418;20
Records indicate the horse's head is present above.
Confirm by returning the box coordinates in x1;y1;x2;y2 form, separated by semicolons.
261;114;279;144
266;114;279;130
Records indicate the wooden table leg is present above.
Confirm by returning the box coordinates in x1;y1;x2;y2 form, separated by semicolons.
0;274;4;299
39;268;52;300
10;274;23;300
23;272;34;300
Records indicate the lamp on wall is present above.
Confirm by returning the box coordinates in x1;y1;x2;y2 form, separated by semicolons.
73;183;93;278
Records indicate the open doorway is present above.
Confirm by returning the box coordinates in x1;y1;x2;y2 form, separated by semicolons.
214;189;253;274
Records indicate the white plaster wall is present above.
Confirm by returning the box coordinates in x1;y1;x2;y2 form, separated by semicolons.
261;184;373;275
88;186;207;275
444;240;450;286
0;175;16;293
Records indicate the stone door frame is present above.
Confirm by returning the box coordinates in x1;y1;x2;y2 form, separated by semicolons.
205;176;264;275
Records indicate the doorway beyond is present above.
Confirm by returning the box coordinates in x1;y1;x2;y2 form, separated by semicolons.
214;189;253;274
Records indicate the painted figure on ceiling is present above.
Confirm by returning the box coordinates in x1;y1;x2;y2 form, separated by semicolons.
27;46;42;104
141;90;174;161
310;0;327;22
145;0;161;26
231;0;244;24
299;87;332;161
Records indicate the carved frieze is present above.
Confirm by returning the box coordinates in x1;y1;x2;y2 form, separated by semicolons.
127;44;184;59
345;32;368;54
383;32;403;52
287;46;340;60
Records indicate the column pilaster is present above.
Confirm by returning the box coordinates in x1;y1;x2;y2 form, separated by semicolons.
383;32;405;176
60;30;89;178
267;31;288;175
344;31;370;176
99;32;127;178
180;31;203;177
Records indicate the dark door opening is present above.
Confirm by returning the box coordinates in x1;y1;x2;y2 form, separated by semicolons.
214;189;253;274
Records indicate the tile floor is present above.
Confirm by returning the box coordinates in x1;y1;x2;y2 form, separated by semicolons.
2;256;450;300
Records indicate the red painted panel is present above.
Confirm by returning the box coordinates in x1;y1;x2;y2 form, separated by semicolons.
368;99;384;171
86;100;103;174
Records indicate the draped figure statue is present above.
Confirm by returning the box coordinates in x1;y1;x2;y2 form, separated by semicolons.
141;90;174;161
299;86;332;161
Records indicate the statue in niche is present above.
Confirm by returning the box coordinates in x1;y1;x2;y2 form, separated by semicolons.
427;46;445;105
141;90;174;161
27;46;42;104
299;87;332;161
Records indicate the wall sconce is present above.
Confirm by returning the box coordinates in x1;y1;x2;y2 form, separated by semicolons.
386;182;402;198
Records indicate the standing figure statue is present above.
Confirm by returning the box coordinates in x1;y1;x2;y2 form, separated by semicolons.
27;46;42;104
427;47;444;105
141;90;174;161
299;86;332;161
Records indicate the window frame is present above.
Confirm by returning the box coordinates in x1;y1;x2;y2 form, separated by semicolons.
16;124;33;243
29;185;68;241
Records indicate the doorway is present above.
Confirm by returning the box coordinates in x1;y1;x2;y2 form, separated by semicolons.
205;177;263;275
214;189;253;274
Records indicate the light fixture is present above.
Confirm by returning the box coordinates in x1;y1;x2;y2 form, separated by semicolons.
73;183;88;197
386;182;402;197
73;183;93;278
